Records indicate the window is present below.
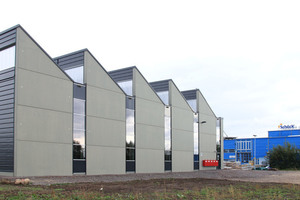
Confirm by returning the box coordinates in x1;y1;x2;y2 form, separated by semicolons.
73;129;85;145
74;98;85;115
0;46;15;71
65;66;84;84
165;107;171;151
72;98;86;160
126;148;135;160
194;122;199;154
165;106;172;171
118;80;133;96
126;109;135;147
187;99;197;112
236;141;251;150
193;113;199;170
73;144;85;159
73;114;85;130
72;86;86;174
157;91;169;105
126;97;135;172
165;151;172;160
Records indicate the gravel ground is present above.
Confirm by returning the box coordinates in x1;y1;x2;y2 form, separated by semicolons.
2;170;300;185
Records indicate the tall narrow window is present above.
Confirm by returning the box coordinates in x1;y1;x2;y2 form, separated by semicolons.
165;106;171;171
73;85;86;173
126;96;135;172
194;113;199;170
0;46;15;71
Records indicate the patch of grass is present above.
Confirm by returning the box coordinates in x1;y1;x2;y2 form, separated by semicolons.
1;180;300;200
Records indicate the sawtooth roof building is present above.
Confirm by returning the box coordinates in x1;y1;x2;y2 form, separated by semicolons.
0;25;222;177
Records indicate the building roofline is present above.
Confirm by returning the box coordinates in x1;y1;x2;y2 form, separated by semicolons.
196;89;217;118
150;79;172;84
268;129;300;132
53;48;88;60
12;25;74;83
108;66;167;102
108;66;136;73
181;89;198;93
168;80;195;112
53;49;127;95
84;50;127;95
149;79;195;111
132;67;165;105
0;24;21;36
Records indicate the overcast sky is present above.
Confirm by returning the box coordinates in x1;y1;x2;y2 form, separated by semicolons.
1;0;300;138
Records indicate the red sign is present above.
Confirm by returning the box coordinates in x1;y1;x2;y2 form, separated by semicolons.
202;160;219;167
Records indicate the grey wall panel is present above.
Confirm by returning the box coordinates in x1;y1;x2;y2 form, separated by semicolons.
14;27;73;176
17;27;69;81
84;51;126;175
197;89;217;170
84;51;125;93
108;67;133;82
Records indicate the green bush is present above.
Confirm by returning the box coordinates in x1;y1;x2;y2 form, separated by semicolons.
269;142;300;169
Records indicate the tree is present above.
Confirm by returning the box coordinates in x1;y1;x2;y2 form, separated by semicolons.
269;142;300;170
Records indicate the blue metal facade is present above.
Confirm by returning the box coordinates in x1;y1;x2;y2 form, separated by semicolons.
224;129;300;165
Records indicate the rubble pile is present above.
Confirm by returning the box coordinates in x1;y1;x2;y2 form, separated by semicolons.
224;161;253;170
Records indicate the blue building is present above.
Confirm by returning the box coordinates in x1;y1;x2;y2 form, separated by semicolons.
224;129;300;165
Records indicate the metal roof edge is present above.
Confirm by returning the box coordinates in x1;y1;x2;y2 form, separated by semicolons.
0;24;20;36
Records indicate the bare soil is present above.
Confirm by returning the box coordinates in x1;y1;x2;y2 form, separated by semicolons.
1;170;300;199
2;169;300;185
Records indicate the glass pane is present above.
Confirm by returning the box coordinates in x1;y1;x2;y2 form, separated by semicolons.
74;98;85;115
73;144;85;159
165;107;171;151
165;161;172;171
118;80;132;96
126;161;135;172
65;66;84;84
164;116;171;129
126;148;135;160
126;130;135;147
165;151;172;161
74;114;85;130
0;46;15;71
194;122;199;154
73;129;85;145
165;128;171;151
126;109;135;147
187;99;197;112
157;91;169;105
